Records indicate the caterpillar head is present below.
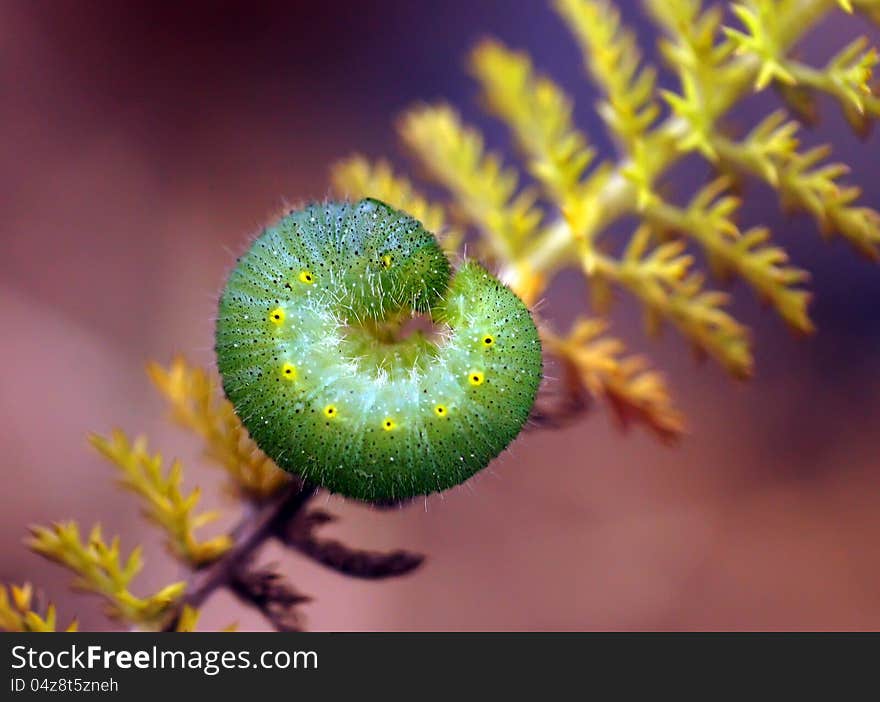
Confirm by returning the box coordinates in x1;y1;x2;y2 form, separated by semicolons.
349;198;451;317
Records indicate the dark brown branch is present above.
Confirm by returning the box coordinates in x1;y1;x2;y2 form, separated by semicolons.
228;566;311;632
525;355;590;431
162;480;317;631
277;509;425;579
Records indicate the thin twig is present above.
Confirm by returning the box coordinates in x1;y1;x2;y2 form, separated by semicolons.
162;480;317;630
228;566;311;632
277;510;425;579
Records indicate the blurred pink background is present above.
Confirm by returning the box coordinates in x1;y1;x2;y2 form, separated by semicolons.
3;1;880;631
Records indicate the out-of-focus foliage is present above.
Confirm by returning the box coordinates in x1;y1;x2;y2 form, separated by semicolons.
332;0;880;438
148;359;289;500
27;522;186;628
90;430;233;567
542;320;685;441
0;584;78;632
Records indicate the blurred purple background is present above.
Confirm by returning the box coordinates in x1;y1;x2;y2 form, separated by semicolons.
3;0;880;630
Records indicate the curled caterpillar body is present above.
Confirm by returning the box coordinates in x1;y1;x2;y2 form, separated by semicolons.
215;198;542;502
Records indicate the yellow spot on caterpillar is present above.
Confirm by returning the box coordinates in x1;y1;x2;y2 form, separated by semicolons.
323;405;337;418
434;404;448;417
468;371;484;386
299;270;315;284
281;363;297;380
269;307;285;325
482;335;495;347
381;254;393;269
382;418;397;431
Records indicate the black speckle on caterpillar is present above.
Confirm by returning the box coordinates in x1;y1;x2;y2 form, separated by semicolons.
215;198;542;502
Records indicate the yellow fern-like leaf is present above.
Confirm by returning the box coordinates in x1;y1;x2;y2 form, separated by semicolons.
592;226;753;378
398;104;545;301
779;146;880;259
644;178;813;332
175;604;201;632
27;522;185;627
651;3;738;162
147;358;289;500
0;583;78;632
89;430;233;567
555;0;660;145
470;39;604;240
723;1;796;90
555;0;662;203
544;320;685;442
713;112;880;260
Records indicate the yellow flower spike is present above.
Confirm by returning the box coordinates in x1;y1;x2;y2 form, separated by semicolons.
468;371;485;386
268;307;285;326
434;404;448;417
382;418;397;431
298;270;315;284
323;405;338;419
281;363;297;381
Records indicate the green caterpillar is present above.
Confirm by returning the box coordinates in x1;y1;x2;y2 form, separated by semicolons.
215;199;542;502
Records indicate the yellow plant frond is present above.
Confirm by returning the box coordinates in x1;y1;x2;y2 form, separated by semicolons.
650;0;738;119
398;106;542;255
27;522;185;627
652;2;737;160
147;358;289;500
787;36;880;136
554;0;660;146
470;40;602;238
555;0;662;203
330;156;463;253
723;1;796;90
723;3;879;130
0;583;78;632
175;604;200;632
89;430;232;567
644;178;813;333
714;113;880;259
545;320;685;442
592;226;753;378
718;110;800;185
779;146;880;258
825;36;879;116
398;104;545;301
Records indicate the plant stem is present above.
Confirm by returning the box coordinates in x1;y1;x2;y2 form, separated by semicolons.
523;0;837;282
162;481;317;630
